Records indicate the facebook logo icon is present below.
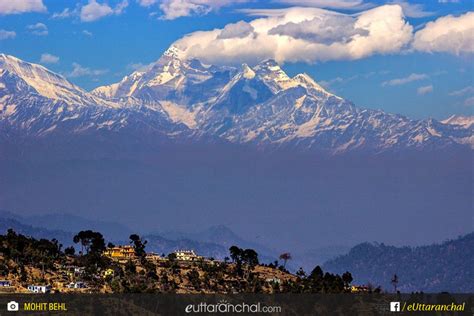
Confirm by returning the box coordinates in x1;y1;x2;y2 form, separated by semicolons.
390;302;401;312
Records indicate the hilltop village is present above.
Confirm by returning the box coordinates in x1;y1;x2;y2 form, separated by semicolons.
0;229;373;294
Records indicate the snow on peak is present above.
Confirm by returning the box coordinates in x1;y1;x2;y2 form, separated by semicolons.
162;45;185;60
0;53;85;101
0;54;120;109
2;53;473;154
254;59;298;92
242;64;256;79
441;115;474;128
293;73;329;94
256;59;279;69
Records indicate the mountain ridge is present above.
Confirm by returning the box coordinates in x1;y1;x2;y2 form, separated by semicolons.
0;49;472;154
323;232;474;292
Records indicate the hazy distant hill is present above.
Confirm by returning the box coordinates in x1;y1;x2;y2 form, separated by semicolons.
161;225;279;263
295;245;351;272
0;216;74;246
0;211;275;262
323;233;474;293
0;210;132;241
141;234;229;259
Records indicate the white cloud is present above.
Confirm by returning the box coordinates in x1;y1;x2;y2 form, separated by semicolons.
320;75;361;89
449;86;474;96
274;0;437;18
463;96;474;107
52;8;74;19
412;12;474;55
40;53;59;64
0;29;16;40
417;85;433;95
217;21;255;39
137;0;158;7
268;14;369;44
389;1;434;18
0;0;46;15
273;0;372;10
67;63;108;78
26;23;48;36
159;0;250;20
319;77;345;88
80;0;128;22
127;62;153;71
382;73;428;86
115;0;129;14
449;85;474;107
238;8;299;17
174;5;413;64
83;30;93;37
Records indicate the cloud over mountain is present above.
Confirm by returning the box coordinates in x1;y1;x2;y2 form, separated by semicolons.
153;0;250;20
412;12;474;55
174;5;413;65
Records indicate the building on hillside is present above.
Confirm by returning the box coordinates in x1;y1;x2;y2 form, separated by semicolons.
103;245;136;260
0;280;12;287
27;285;52;293
103;268;114;278
74;267;85;275
173;250;201;261
146;252;162;261
350;285;370;293
265;277;281;284
66;282;87;289
66;266;85;278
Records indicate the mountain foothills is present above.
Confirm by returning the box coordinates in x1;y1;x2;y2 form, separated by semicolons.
1;213;472;293
324;233;474;293
0;48;472;154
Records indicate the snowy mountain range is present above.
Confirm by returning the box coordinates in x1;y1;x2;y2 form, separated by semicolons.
0;48;472;154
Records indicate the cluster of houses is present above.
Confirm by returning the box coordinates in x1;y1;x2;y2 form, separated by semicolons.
0;262;91;294
0;246;206;294
27;285;52;293
0;281;53;293
2;244;372;294
103;245;203;263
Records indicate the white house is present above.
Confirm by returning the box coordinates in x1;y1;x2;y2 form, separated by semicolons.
265;277;281;284
27;285;52;293
173;250;201;261
66;282;87;289
74;267;85;275
0;280;12;287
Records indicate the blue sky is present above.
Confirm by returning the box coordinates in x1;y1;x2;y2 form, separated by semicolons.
0;0;473;120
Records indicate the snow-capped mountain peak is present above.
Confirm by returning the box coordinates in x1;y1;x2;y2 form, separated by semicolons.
162;45;185;59
242;64;256;79
0;53;117;108
254;59;298;93
1;53;84;102
2;51;472;154
441;115;474;129
293;73;331;95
